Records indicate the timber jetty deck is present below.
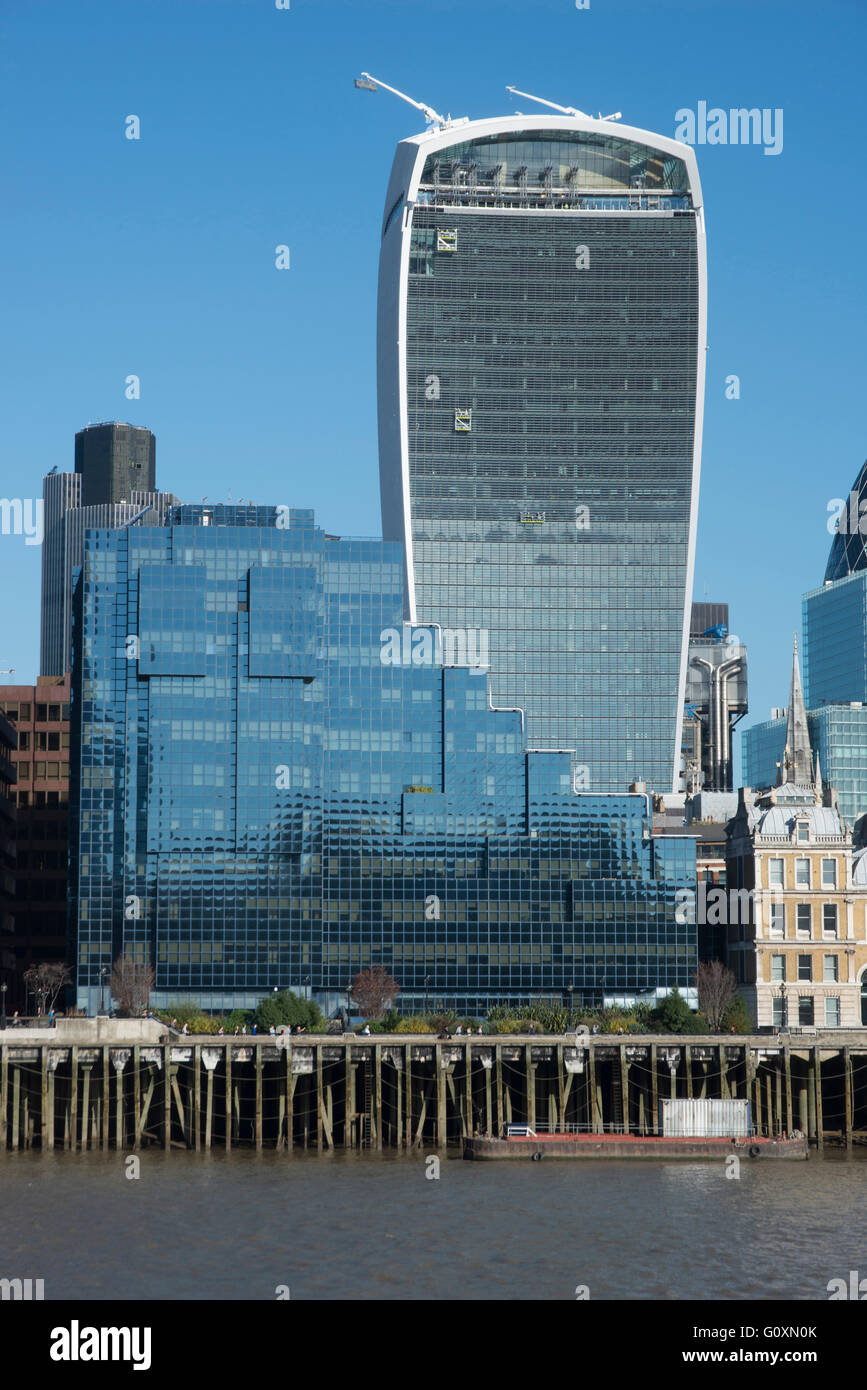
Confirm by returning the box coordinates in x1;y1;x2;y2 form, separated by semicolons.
1;1020;866;1152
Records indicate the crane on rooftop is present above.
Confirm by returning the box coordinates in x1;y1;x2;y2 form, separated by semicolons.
355;73;467;130
506;86;622;122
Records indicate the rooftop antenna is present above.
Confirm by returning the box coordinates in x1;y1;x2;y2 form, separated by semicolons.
356;72;466;130
506;86;622;122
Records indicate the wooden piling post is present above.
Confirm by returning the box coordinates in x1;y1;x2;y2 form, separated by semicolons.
403;1044;412;1149
40;1047;49;1150
0;1044;6;1150
783;1046;793;1136
133;1046;141;1150
225;1044;232;1151
813;1047;823;1149
343;1046;352;1150
255;1044;264;1151
314;1045;323;1150
193;1045;201;1152
844;1047;853;1149
798;1072;808;1136
586;1044;598;1133
620;1048;629;1135
46;1053;55;1150
205;1067;214;1151
102;1047;110;1150
70;1045;78;1151
288;1049;298;1152
115;1057;124;1149
526;1046;535;1132
11;1065;20;1150
495;1044;503;1136
21;1070;29;1150
163;1043;171;1149
685;1045;693;1101
436;1044;447;1147
81;1065;91;1151
374;1045;383;1150
650;1044;658;1135
464;1043;473;1137
557;1043;565;1133
746;1045;756;1129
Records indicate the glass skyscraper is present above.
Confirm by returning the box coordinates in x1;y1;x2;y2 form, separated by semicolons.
377;115;706;794
69;505;696;1015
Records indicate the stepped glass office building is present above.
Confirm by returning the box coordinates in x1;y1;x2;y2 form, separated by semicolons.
68;505;696;1016
377;114;707;794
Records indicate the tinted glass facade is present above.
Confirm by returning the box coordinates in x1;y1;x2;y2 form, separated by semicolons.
69;505;696;1014
742;705;867;826
40;476;177;678
378;119;706;796
825;458;867;582
803;572;867;708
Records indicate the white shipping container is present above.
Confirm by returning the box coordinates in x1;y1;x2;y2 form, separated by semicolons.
660;1098;751;1138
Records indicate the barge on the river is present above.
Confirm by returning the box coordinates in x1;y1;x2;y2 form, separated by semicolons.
463;1131;809;1160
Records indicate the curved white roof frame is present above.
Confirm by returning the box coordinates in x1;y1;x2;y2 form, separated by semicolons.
376;114;707;794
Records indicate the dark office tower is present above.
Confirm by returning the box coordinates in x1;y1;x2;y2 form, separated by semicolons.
40;425;175;677
74;421;155;506
377;114;707;794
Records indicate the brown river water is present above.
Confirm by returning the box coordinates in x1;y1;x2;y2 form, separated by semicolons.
0;1148;864;1300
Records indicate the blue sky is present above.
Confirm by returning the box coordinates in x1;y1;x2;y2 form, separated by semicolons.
1;0;865;772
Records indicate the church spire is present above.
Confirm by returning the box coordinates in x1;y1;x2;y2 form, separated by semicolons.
783;634;814;785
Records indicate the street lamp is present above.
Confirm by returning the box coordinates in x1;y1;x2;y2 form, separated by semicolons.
0;982;6;1031
565;983;575;1028
423;975;431;1015
98;966;108;1017
345;980;353;1029
779;981;788;1032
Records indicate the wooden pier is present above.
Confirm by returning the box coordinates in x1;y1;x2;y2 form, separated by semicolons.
1;1025;866;1152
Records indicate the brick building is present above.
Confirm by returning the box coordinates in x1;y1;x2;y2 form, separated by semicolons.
0;676;70;1007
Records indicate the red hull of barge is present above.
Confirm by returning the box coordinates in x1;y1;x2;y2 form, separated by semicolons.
463;1134;809;1160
